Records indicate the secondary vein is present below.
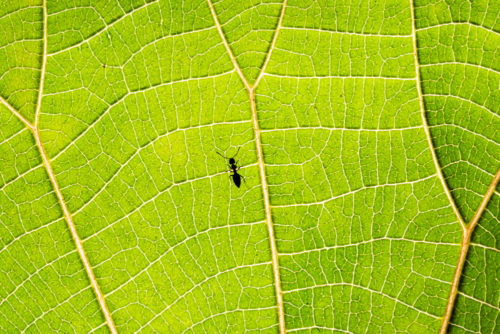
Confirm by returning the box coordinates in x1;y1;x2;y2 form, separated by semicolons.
439;168;500;334
33;1;118;333
409;0;464;228
206;1;287;332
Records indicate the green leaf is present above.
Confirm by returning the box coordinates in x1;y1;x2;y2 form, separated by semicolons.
0;0;498;333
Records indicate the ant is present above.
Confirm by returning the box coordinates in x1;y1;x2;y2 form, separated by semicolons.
217;147;244;188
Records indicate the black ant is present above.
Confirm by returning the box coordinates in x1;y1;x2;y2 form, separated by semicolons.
217;147;244;188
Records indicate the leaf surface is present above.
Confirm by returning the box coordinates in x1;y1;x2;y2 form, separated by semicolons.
0;0;498;333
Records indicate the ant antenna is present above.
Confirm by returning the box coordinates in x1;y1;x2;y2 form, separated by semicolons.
232;147;240;158
216;147;240;159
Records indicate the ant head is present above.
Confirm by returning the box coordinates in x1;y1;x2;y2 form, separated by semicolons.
229;158;236;164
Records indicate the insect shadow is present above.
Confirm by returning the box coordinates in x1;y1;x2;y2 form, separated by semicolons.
216;147;245;188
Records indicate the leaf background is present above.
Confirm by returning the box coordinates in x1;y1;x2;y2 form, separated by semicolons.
0;0;498;333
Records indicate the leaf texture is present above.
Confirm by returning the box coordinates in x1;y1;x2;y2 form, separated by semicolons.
0;0;498;333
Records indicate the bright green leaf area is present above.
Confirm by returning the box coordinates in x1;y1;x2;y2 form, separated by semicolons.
0;0;499;333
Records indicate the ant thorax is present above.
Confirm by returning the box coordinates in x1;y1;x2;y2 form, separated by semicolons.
216;148;244;188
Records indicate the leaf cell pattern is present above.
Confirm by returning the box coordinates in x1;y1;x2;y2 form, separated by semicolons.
0;0;498;333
